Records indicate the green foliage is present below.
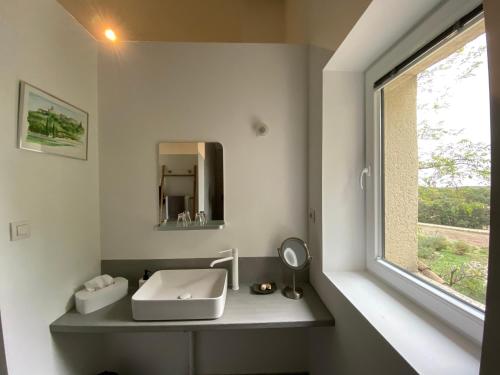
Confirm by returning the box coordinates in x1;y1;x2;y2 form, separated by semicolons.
417;34;490;188
454;240;474;255
418;234;451;256
418;186;490;229
419;139;491;187
417;233;488;304
27;108;84;142
418;245;434;260
453;275;486;303
417;121;463;141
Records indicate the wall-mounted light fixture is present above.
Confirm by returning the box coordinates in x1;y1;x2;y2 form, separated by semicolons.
253;121;269;136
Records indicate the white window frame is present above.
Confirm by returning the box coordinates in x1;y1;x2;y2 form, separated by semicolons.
365;0;486;344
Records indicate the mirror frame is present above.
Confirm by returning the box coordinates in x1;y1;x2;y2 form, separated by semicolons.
277;237;312;271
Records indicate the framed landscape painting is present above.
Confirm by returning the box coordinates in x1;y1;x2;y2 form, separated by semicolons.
18;81;88;160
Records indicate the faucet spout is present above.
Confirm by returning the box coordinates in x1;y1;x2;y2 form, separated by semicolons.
209;256;233;268
209;248;239;291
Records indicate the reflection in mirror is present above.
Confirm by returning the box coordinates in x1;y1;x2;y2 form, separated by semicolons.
158;142;224;229
283;248;299;267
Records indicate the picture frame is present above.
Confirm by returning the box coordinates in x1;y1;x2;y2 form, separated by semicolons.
18;81;89;160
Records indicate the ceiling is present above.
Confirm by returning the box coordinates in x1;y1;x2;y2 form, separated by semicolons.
57;0;371;48
57;0;287;43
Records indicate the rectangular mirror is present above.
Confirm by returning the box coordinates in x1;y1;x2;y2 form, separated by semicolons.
158;142;224;230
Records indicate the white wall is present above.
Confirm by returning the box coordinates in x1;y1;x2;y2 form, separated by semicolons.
98;42;308;259
321;70;366;271
307;45;332;275
0;1;101;374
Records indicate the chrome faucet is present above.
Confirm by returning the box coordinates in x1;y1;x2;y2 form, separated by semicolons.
209;248;239;291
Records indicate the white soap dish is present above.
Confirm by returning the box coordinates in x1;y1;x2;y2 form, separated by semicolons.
75;277;128;314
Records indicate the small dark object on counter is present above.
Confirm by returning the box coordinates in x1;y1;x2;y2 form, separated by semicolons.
251;282;277;295
97;372;118;375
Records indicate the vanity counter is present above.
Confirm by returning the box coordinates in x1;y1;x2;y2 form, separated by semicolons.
50;283;334;333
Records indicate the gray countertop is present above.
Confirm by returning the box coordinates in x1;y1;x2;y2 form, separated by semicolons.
50;283;334;333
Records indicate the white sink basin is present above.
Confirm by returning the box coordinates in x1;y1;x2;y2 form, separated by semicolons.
131;269;227;321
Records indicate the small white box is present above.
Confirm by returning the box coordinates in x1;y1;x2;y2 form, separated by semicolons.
75;277;128;314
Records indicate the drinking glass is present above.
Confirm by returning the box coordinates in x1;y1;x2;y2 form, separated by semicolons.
177;212;186;227
195;212;202;226
184;210;192;224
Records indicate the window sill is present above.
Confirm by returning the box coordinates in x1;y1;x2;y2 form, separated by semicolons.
323;270;481;375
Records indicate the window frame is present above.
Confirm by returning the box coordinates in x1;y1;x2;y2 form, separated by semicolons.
365;0;486;344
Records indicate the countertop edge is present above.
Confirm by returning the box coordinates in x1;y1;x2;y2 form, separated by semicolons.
50;283;335;334
50;319;334;334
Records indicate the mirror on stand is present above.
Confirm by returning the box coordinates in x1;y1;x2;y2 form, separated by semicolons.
277;237;311;299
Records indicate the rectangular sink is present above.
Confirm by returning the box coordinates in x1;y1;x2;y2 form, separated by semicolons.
131;269;227;321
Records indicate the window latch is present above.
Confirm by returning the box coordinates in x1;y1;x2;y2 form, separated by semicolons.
360;166;371;190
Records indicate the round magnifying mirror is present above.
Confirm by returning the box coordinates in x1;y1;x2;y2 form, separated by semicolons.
278;238;311;299
278;237;311;271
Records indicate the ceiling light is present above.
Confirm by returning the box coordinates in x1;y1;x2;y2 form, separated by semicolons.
104;28;117;42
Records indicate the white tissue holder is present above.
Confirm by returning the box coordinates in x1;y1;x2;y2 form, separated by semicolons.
75;277;128;314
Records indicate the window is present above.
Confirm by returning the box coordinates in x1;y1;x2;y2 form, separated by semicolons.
367;4;489;342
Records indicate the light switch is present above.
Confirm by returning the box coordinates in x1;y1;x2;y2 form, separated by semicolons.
10;221;30;241
17;224;29;236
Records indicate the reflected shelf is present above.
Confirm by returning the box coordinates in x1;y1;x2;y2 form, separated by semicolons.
157;220;225;231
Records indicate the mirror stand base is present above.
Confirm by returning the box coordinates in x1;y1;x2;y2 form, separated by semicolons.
283;286;304;300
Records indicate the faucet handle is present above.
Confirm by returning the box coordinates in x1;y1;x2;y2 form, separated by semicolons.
219;248;238;256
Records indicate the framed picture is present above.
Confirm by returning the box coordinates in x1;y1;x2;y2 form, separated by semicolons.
18;81;88;160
